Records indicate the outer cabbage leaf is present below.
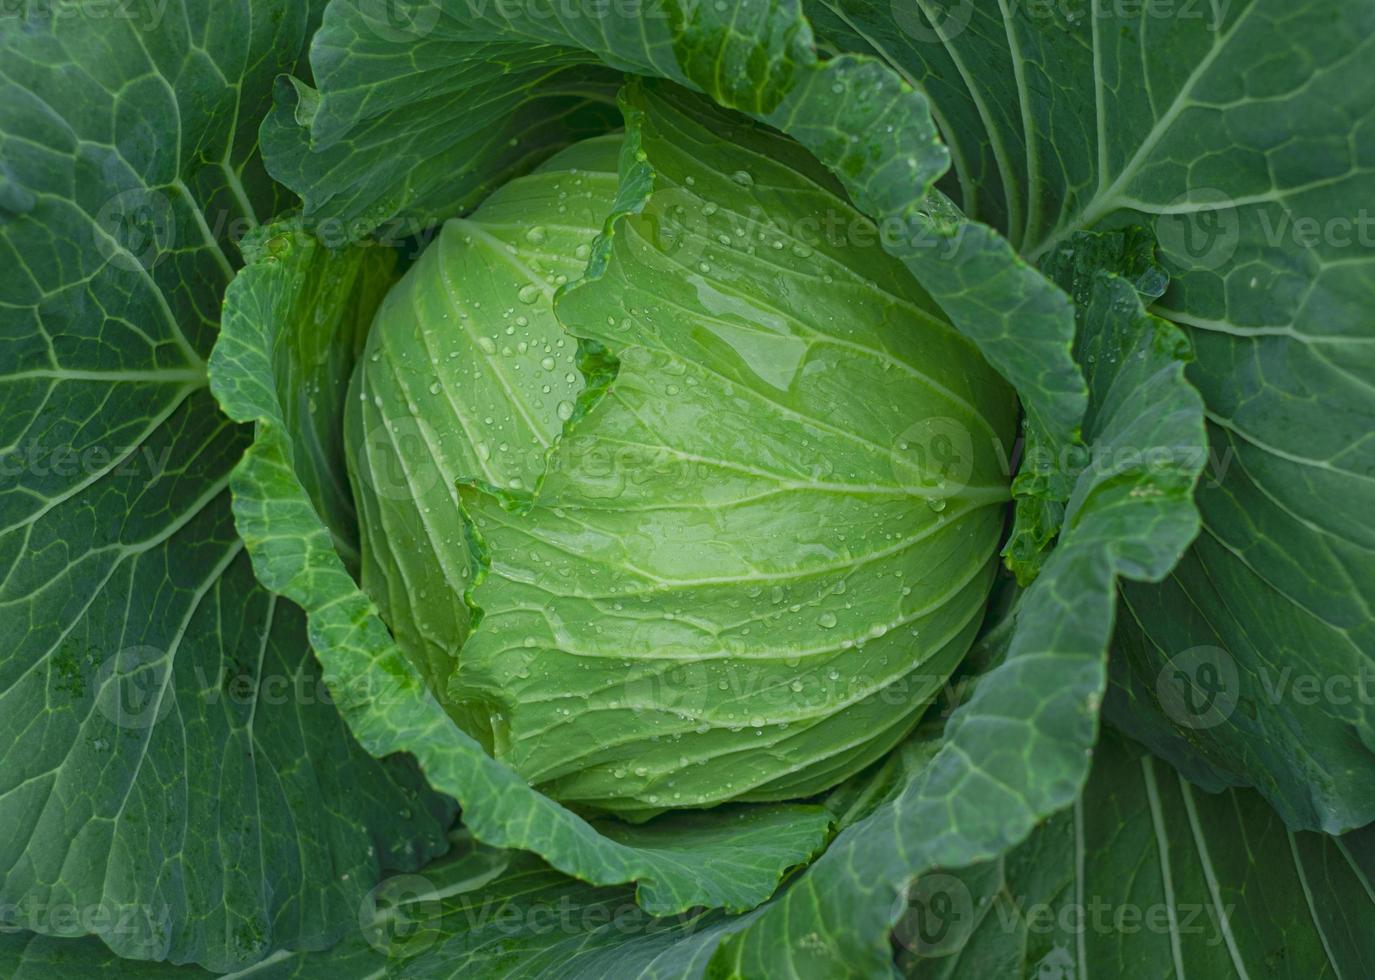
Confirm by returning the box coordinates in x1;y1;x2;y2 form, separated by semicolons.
0;828;748;979
259;42;622;247
811;0;1375;833
0;4;453;970
13;730;1369;980
710;241;1207;975
209;220;834;915
904;731;1375;979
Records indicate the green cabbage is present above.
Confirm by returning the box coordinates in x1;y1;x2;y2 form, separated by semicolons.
348;88;1015;816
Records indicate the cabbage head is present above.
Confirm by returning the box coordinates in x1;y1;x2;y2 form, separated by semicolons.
347;86;1015;818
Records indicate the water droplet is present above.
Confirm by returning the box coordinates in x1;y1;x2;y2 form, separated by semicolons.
556;400;575;421
817;612;838;628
